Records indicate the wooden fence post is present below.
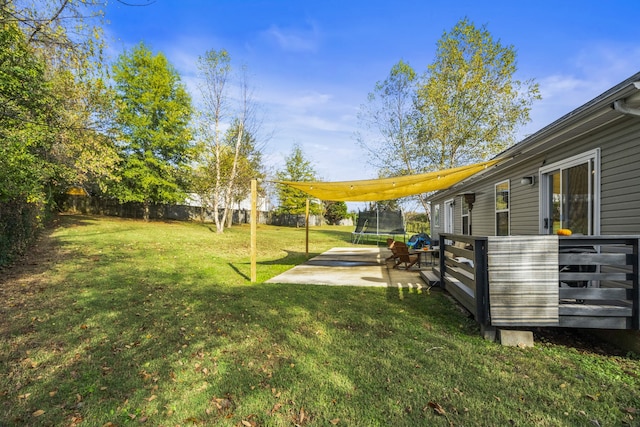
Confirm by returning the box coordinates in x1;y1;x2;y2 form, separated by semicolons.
250;179;257;283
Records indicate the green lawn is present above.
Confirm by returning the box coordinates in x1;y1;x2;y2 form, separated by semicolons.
1;215;638;426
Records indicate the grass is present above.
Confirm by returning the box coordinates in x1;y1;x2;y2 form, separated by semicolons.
1;214;639;426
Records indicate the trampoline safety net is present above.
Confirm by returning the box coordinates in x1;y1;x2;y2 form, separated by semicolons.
352;210;405;243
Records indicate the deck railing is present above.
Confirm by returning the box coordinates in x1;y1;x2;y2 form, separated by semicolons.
437;233;640;331
437;234;489;325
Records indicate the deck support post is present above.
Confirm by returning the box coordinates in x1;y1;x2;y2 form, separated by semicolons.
438;240;446;289
480;324;496;341
474;238;490;327
633;238;640;329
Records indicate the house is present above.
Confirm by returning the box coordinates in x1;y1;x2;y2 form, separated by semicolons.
427;72;640;347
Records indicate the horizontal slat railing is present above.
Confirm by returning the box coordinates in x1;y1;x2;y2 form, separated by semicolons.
560;272;633;281
559;287;632;300
557;236;639;329
439;234;489;325
437;234;640;331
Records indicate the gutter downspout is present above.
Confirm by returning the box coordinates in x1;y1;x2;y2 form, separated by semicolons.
613;82;640;117
613;99;640;117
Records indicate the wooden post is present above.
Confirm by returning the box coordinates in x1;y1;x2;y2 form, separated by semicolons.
250;179;257;283
305;198;310;258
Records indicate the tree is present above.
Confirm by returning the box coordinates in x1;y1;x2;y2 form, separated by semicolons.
1;1;117;203
0;0;114;265
357;60;432;212
357;18;540;214
0;11;55;203
194;49;265;232
323;201;348;225
110;42;193;220
357;59;419;175
275;144;322;216
222;122;265;225
416;18;540;169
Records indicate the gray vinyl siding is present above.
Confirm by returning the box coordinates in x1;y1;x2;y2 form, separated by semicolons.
509;160;542;235
470;188;494;235
600;119;640;234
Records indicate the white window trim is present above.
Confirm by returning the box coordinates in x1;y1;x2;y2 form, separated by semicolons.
495;179;510;236
433;203;440;228
461;198;470;235
538;148;601;235
443;199;454;236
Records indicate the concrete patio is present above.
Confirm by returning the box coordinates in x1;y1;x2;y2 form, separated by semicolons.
265;247;428;288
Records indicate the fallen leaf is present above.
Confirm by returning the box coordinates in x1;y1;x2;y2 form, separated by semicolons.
428;401;446;416
585;394;598;401
146;395;157;402
270;403;282;414
212;396;233;412
623;407;638;414
330;418;340;425
241;421;252;427
32;409;45;417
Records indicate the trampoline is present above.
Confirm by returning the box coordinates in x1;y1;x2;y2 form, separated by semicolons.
352;209;405;244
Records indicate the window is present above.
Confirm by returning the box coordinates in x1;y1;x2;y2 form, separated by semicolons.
540;149;600;235
495;180;510;236
433;204;440;228
461;197;470;235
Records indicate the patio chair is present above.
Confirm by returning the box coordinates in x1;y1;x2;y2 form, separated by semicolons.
392;242;419;270
385;238;398;261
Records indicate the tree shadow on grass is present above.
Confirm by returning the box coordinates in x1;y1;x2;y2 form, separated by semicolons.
310;228;354;243
227;262;249;281
257;250;316;266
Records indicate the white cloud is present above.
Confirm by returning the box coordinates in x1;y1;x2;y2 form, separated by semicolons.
261;22;321;53
520;43;640;138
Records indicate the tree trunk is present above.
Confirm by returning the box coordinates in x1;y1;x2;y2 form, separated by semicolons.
213;200;224;233
225;207;233;228
143;201;150;222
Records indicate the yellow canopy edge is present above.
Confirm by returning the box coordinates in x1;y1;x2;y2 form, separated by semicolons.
276;160;499;202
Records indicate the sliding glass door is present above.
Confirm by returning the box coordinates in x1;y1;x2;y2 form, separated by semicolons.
540;150;600;235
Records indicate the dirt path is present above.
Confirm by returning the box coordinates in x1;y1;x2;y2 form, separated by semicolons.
0;223;68;321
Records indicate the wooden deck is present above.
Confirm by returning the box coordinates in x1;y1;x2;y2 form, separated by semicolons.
436;234;640;331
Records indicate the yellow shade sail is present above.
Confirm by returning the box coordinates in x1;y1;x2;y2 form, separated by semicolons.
276;160;499;202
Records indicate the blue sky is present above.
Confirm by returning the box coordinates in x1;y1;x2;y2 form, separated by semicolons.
103;0;640;189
